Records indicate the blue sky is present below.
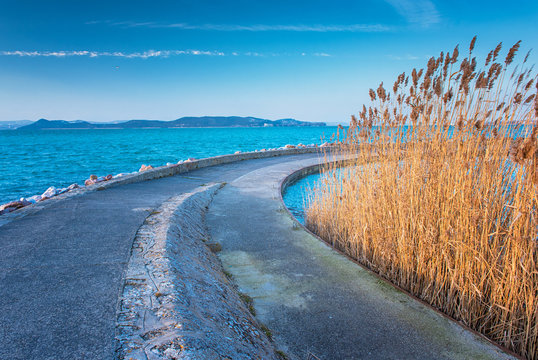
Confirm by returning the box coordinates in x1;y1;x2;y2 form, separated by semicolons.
0;0;537;123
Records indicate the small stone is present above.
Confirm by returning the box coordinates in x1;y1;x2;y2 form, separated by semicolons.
19;198;32;206
0;200;26;212
163;348;181;359
139;164;154;172
207;243;222;253
41;186;58;199
27;195;42;203
84;174;99;186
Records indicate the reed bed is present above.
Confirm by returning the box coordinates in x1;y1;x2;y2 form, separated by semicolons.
306;37;538;359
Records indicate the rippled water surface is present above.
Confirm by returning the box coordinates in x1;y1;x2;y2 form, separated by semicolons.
0;127;336;202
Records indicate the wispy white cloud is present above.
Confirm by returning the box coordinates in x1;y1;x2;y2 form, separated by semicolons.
0;49;227;58
87;20;390;32
387;54;420;61
383;0;440;27
0;49;331;58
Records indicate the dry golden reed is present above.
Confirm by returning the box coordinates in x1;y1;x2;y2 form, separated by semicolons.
307;37;538;359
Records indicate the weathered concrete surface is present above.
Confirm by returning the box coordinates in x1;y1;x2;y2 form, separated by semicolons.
207;158;516;360
0;153;323;360
116;183;277;359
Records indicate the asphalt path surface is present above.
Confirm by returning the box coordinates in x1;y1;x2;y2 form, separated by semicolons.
0;154;320;360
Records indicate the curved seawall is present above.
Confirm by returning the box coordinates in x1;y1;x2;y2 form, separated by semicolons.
0;149;518;359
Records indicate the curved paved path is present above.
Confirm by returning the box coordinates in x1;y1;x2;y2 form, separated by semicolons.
0;154;320;359
207;158;514;360
0;153;513;359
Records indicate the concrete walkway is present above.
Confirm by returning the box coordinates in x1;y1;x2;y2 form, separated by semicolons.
207;158;515;360
0;152;514;359
0;153;319;360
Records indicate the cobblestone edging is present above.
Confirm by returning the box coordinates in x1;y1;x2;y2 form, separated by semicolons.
0;147;327;228
115;183;278;360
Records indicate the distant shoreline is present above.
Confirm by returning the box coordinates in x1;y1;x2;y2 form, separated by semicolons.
13;116;328;131
5;125;333;131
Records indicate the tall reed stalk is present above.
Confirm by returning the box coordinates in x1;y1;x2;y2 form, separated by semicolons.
306;37;538;359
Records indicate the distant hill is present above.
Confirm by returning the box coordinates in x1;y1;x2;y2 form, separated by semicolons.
17;117;326;130
0;120;33;130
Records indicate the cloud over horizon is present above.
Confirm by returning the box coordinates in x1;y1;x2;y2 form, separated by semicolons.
0;49;332;59
86;20;391;32
387;54;420;61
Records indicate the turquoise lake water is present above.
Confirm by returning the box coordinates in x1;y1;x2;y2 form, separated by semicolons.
282;172;326;224
0;127;337;203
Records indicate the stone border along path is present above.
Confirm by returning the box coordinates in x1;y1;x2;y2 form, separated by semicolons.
0;149;517;359
116;183;278;359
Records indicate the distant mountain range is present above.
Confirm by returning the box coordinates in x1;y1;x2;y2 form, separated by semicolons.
11;117;326;130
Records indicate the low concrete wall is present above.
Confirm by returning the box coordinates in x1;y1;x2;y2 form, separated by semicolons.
0;147;330;228
280;156;358;192
95;147;327;191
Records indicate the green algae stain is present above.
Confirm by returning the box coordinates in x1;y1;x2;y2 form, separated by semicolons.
219;250;311;317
